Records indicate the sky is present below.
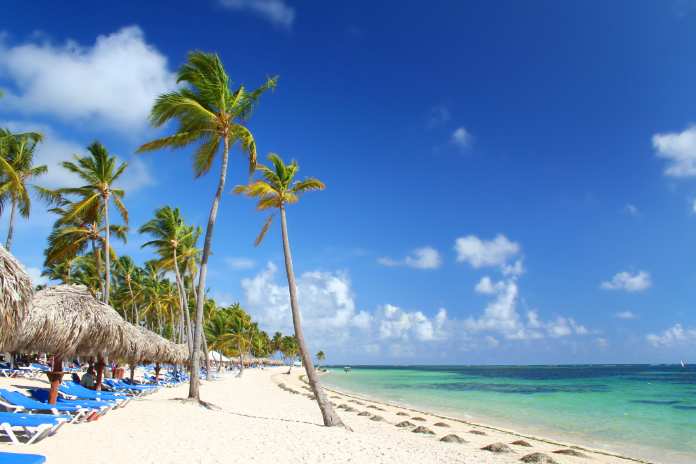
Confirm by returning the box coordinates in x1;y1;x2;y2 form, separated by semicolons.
1;0;696;365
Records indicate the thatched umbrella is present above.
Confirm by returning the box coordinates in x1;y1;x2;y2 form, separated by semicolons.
14;285;131;403
0;244;33;351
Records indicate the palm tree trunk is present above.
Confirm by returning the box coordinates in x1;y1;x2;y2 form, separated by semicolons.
189;136;230;400
92;237;103;298
237;340;244;377
103;195;111;303
279;206;345;428
127;281;138;325
5;197;17;251
173;247;193;353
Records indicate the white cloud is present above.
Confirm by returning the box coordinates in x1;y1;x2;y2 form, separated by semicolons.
451;127;472;149
378;304;448;342
0;26;176;132
455;234;520;269
601;271;652;292
647;324;696;347
692;198;696;215
624;204;640;217
241;262;370;346
226;257;256;270
615;310;637;320
595;337;609;349
219;0;295;28
26;266;48;286
378;246;442;270
652;126;696;177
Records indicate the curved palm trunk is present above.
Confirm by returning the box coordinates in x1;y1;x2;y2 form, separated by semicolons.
190;276;212;375
5;197;17;251
173;247;193;353
103;196;111;304
189;137;230;400
279;206;345;428
237;340;244;377
127;280;138;325
92;237;104;298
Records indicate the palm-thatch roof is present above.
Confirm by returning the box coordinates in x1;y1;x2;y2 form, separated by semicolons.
10;284;130;358
0;244;33;350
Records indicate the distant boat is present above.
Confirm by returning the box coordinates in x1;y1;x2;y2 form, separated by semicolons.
681;360;687;368
344;366;351;373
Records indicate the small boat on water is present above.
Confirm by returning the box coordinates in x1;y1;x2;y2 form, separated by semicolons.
343;366;351;373
681;360;687;368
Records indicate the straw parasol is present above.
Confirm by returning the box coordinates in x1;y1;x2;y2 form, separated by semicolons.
0;244;33;350
12;284;129;358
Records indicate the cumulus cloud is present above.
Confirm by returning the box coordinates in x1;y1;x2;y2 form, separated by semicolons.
647;324;696;347
241;262;370;346
0;26;176;132
615;310;637;320
601;271;652;292
226;257;256;270
377;304;448;342
219;0;295;28
377;246;442;270
451;127;472;149
652;126;696;177
455;234;520;269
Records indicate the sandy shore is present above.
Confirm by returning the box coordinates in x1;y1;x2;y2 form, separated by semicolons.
0;368;652;463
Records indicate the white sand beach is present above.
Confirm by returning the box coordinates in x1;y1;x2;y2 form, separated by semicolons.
0;368;649;464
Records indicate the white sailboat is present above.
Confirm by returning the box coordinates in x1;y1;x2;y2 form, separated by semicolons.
681;360;687;368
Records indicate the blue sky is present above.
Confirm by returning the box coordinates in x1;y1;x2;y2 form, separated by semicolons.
2;0;696;364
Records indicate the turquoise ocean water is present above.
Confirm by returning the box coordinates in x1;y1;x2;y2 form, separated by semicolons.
322;365;696;464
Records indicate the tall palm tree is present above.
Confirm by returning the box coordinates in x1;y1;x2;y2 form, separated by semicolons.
139;206;194;351
280;335;299;373
234;153;344;428
51;142;128;303
138;51;277;400
113;256;141;324
0;129;46;251
316;350;326;368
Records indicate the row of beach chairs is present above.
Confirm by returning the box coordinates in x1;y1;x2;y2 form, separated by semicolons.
0;367;187;463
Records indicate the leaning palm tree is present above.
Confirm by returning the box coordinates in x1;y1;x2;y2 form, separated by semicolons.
137;51;277;400
51;142;128;303
0;129;46;251
234;153;344;428
139;206;194;351
316;350;326;368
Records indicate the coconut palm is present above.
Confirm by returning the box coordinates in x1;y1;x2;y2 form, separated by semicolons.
51;142;128;303
138;51;277;400
113;256;141;324
280;335;299;372
234;153;344;428
139;206;194;351
0;129;46;251
225;303;253;376
316;350;326;368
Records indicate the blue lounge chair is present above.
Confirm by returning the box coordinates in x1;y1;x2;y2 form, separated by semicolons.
0;452;46;463
104;379;158;395
0;389;90;423
0;412;69;445
28;389;115;414
59;382;130;406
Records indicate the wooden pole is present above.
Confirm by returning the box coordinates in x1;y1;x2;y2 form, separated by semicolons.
95;356;105;391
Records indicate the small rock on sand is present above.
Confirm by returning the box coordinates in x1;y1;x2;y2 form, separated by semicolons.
396;412;409;416
395;421;415;428
440;434;467;444
552;449;587;457
344;406;357;412
433;422;450;428
482;442;514;453
511;440;533;447
520;453;559;464
411;416;426;421
370;415;385;422
469;429;486;435
357;411;371;416
412;426;435;435
337;404;348;409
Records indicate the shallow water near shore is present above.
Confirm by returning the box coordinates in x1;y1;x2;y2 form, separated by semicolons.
323;364;696;464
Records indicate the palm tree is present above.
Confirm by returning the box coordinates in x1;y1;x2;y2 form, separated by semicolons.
226;303;253;376
113;256;141;324
139;206;195;351
0;129;46;251
51;142;128;303
204;307;232;372
234;153;344;428
271;331;283;359
138;51;276;400
316;350;326;368
280;335;299;373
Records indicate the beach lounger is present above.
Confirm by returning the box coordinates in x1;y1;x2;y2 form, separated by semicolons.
28;389;115;415
0;412;69;445
59;382;130;406
0;451;46;463
104;379;157;396
0;389;90;423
